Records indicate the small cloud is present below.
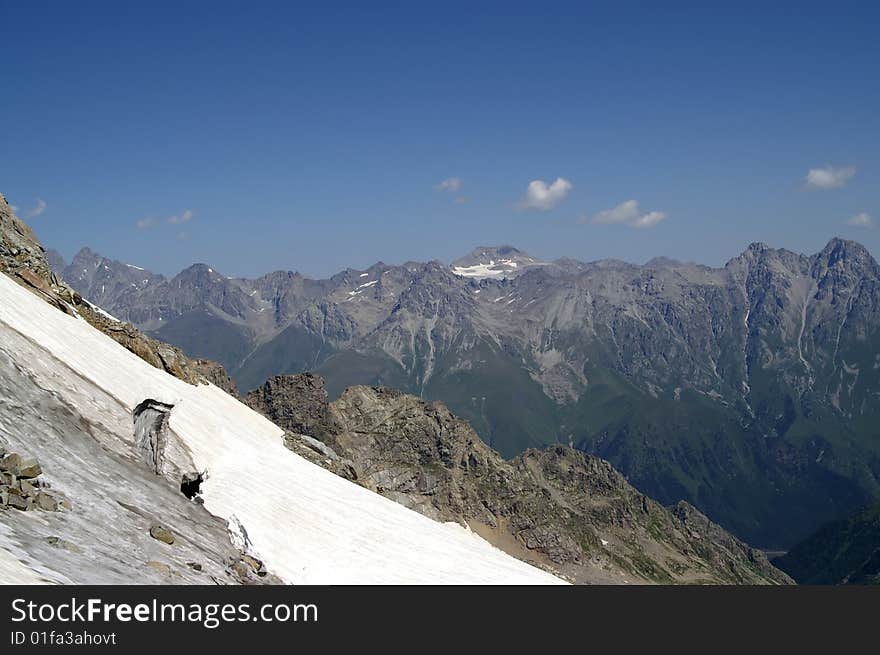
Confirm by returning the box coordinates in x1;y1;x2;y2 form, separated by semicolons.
454;196;468;204
805;165;856;190
587;199;667;229
167;209;194;225
434;177;462;193
632;210;667;229
519;177;572;211
136;209;193;230
27;198;47;218
846;212;873;228
176;231;189;241
591;199;640;225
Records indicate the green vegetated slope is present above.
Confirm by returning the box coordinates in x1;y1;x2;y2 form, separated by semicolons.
776;502;880;584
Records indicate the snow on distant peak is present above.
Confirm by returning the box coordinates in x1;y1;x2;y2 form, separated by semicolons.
450;246;544;280
348;279;379;297
453;258;527;278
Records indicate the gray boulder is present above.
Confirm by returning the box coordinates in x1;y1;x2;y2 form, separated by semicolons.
149;524;175;545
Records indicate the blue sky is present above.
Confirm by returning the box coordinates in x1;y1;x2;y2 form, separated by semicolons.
1;1;878;278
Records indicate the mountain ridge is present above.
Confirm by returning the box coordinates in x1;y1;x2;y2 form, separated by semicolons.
51;236;880;547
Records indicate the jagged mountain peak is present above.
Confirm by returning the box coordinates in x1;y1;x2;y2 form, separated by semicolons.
67;246;158;278
817;236;877;268
71;245;95;259
175;262;224;279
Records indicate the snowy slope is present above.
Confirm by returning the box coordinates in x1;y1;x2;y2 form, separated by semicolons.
0;273;564;584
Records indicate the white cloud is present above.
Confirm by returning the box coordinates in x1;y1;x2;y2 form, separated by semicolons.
519;177;572;211
592;199;640;224
167;209;194;225
434;177;462;193
805;165;856;190
846;212;873;228
27;198;47;218
136;209;193;230
176;231;190;241
588;199;667;229
632;210;668;229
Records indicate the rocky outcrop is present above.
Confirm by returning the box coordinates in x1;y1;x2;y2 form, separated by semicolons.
133;399;174;474
245;374;793;585
281;432;359;482
190;358;239;396
245;374;343;450
245;374;357;480
668;500;785;582
0;195;53;282
0;450;70;513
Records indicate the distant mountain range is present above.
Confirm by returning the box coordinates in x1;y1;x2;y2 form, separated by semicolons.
49;239;880;548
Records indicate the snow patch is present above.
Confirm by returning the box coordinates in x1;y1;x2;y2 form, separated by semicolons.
452;258;543;280
348;280;379;297
83;299;121;323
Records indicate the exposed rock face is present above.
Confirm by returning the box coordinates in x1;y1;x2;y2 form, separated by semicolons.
133;400;174;474
246;374;343;450
245;375;792;584
0;194;236;394
190;358;239;396
245;374;357;480
669;501;782;581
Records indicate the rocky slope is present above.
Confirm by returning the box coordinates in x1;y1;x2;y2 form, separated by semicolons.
54;237;880;548
775;502;880;584
245;374;792;584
